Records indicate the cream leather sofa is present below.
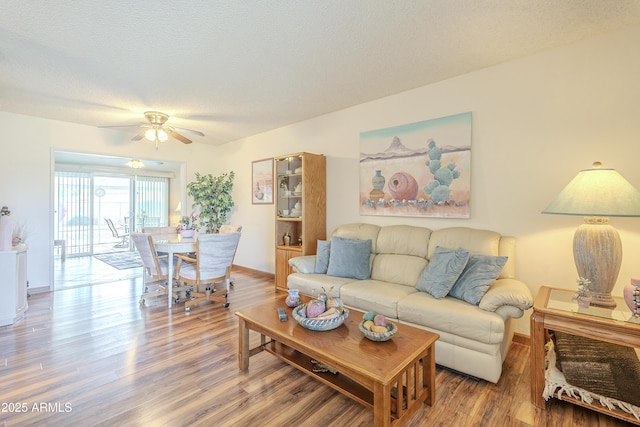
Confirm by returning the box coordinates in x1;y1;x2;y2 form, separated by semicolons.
287;223;533;383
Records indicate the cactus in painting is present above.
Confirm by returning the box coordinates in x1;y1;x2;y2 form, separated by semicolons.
423;139;461;204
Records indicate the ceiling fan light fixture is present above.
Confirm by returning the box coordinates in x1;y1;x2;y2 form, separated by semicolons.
127;159;144;169
157;129;168;142
144;128;156;141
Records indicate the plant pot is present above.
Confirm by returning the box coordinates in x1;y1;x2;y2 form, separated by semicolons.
573;292;592;309
180;229;195;238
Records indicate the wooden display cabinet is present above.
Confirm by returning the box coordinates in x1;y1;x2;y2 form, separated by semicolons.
274;153;326;291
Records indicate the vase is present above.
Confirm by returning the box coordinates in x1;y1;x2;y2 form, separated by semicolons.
371;170;385;190
285;289;301;307
180;229;195;238
623;278;640;317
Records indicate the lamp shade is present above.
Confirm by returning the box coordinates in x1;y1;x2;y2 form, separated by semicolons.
542;163;640;217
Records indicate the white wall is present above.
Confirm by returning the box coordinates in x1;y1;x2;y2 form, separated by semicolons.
222;24;640;336
1;24;639;336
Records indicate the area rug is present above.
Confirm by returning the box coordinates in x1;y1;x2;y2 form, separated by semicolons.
94;252;143;270
544;331;640;420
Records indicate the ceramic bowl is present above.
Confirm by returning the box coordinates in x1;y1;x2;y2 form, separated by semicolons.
359;320;398;342
292;304;349;331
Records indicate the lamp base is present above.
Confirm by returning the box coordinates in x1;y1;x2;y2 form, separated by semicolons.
573;218;621;309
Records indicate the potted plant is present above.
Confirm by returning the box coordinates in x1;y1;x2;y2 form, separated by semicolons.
186;171;235;233
572;277;592;308
177;213;198;237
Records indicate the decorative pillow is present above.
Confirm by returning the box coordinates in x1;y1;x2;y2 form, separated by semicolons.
314;240;331;273
326;236;372;280
416;246;469;299
449;254;508;305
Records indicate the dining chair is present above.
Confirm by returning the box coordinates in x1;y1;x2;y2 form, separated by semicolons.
175;232;241;312
131;233;185;305
219;225;242;289
142;226;178;235
105;218;129;248
141;227;178;254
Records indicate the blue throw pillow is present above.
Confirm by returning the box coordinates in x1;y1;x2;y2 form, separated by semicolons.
449;254;508;305
314;240;331;273
326;236;372;280
416;246;469;299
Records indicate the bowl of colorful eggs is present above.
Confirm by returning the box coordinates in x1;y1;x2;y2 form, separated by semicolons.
359;311;398;342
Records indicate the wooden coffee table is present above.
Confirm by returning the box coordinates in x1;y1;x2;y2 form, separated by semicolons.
236;295;439;427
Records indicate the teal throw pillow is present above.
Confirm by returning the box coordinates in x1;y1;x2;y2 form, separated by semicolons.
416;246;469;299
449;254;508;305
314;240;331;273
326;236;372;280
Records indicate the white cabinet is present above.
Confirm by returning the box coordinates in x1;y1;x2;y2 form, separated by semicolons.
0;246;28;326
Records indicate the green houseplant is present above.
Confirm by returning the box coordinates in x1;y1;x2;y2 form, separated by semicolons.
187;171;235;233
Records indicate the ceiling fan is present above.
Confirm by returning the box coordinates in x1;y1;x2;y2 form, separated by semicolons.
100;111;204;149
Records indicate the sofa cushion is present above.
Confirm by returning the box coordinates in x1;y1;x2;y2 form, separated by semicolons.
371;254;427;287
340;280;417;319
327;236;372;280
314;240;331;273
416;246;469;299
376;225;431;258
449;254;508;305
397;292;506;345
428;227;516;280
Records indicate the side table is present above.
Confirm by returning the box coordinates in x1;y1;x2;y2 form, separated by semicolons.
530;286;640;424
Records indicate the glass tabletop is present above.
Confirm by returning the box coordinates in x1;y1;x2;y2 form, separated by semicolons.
548;288;640;325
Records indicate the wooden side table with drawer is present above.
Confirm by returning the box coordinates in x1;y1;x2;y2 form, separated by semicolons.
530;286;640;424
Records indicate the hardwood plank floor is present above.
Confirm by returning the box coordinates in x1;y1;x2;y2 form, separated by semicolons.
0;268;635;426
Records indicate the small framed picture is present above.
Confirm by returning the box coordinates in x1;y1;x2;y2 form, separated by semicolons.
252;158;274;204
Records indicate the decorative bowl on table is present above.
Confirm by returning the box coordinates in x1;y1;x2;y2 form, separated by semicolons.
359;320;398;342
292;303;349;331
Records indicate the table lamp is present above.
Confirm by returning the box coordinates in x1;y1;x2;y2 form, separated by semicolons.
542;162;640;307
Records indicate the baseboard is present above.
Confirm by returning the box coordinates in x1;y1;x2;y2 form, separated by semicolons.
231;264;274;279
513;332;530;346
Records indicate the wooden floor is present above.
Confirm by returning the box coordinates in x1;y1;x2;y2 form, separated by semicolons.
0;268;635;426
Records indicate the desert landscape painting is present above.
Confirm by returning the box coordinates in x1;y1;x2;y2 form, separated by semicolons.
360;112;471;218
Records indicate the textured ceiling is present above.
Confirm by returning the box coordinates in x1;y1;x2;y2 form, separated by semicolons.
2;1;640;146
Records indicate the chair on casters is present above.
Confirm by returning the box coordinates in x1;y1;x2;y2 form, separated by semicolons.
105;218;130;248
142;226;178;235
131;233;185;305
176;232;241;312
218;225;242;290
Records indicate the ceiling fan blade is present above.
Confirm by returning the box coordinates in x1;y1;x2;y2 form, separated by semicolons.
131;130;147;141
167;129;192;144
98;124;142;129
172;126;204;137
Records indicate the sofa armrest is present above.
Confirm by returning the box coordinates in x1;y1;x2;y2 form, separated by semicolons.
479;278;533;313
288;255;317;273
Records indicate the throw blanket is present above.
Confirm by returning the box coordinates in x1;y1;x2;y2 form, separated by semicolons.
544;331;640;420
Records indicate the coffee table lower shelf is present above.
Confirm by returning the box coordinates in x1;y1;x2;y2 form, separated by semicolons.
265;340;374;408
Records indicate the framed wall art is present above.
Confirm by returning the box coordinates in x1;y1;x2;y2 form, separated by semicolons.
360;112;472;218
252;158;274;204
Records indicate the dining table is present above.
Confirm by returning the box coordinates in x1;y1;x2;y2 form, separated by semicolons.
152;233;197;308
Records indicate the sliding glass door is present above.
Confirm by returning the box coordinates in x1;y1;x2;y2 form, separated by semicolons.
54;172;169;257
